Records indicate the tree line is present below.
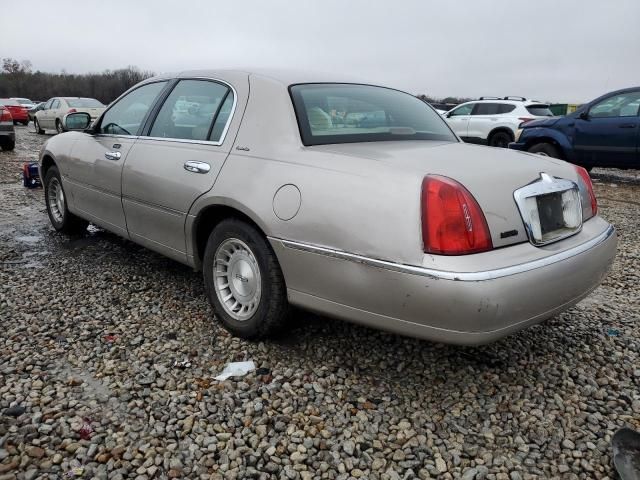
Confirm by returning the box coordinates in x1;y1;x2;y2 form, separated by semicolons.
1;57;468;108
0;58;154;104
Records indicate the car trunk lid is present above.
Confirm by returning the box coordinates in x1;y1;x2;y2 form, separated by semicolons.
311;140;581;249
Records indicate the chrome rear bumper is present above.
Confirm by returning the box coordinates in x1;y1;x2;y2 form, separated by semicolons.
270;221;617;345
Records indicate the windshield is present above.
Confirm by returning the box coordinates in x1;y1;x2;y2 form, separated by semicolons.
290;84;457;146
67;98;104;108
526;104;554;117
0;99;21;106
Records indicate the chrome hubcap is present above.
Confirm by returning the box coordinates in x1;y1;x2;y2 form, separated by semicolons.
214;238;261;321
47;178;65;223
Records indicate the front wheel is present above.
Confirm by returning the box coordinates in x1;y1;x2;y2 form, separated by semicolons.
203;219;288;339
44;166;88;234
34;118;45;134
528;142;561;159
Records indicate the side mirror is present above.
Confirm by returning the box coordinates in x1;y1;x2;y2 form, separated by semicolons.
579;110;589;120
64;112;91;131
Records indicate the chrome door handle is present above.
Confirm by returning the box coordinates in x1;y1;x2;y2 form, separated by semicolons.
104;151;121;160
184;161;211;174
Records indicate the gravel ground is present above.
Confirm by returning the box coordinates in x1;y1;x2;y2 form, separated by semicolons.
1;125;639;480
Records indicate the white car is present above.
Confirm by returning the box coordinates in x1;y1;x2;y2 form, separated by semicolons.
443;97;554;148
34;97;106;134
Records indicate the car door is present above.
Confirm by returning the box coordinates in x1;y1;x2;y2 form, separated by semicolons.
466;102;501;142
64;81;170;236
445;103;474;140
573;90;640;167
121;75;247;262
39;99;55;128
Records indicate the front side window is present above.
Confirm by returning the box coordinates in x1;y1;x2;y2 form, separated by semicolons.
149;79;232;142
290;84;457;146
448;103;474;116
589;92;640;118
99;81;168;135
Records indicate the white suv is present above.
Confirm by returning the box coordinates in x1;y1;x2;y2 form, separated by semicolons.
443;97;554;148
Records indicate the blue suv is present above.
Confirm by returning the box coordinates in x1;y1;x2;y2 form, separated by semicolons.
509;87;640;170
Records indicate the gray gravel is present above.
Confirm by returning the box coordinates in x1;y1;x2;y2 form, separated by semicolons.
1;125;639;479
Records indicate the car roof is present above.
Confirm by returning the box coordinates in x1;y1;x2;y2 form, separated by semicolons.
144;69;379;87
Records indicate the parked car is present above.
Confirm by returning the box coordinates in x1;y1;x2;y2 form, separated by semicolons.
28;102;45;121
34;97;105;134
0;98;29;125
0;106;16;151
12;97;36;110
39;70;616;345
509;87;640;170
443;97;554;148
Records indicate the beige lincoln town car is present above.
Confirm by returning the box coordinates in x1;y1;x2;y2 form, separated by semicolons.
38;70;617;344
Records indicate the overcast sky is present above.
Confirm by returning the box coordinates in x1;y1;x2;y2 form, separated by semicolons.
2;0;638;103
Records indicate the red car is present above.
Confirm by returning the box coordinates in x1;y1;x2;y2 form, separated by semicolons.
0;98;29;125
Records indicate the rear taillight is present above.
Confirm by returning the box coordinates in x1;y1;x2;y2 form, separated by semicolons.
421;175;493;255
575;165;597;219
68;108;77;113
0;108;11;122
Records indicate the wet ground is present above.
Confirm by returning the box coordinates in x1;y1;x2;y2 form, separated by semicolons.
0;125;639;479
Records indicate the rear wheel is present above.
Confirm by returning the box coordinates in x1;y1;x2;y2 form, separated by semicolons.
488;130;512;148
0;139;15;151
21;120;29;126
44;166;88;234
203;218;288;339
55;119;64;134
528;142;561;158
34;118;44;134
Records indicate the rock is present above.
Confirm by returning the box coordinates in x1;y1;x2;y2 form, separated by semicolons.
3;406;26;417
25;446;45;459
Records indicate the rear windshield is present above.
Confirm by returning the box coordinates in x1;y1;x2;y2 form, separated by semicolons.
66;98;104;108
0;99;20;106
526;104;554;116
15;98;32;105
290;84;457;146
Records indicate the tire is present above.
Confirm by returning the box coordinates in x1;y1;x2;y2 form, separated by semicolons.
34;118;45;134
44;166;88;234
0;139;15;151
55;119;64;134
21;120;29;126
488;130;512;148
528;142;561;159
203;218;288;339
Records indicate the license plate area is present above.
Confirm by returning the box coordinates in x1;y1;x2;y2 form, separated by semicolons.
514;173;583;246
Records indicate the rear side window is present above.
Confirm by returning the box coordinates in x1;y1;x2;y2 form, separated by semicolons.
99;81;168;136
51;99;60;109
526;104;553;117
497;104;516;114
290;83;457;145
473;103;503;115
149;80;233;142
67;98;104;108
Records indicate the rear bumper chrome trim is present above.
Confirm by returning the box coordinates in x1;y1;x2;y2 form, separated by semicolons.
274;224;615;282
